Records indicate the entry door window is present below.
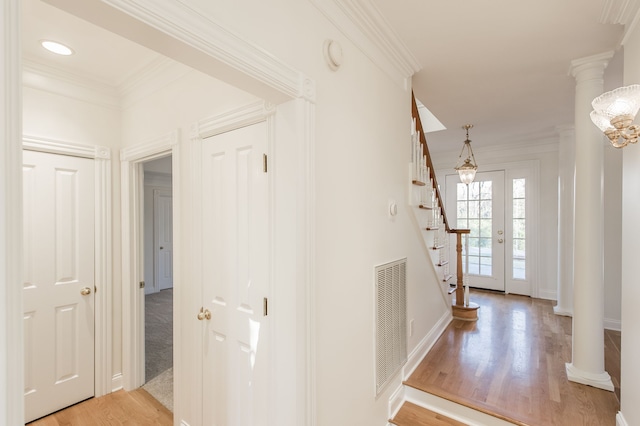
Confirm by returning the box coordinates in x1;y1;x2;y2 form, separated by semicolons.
512;178;526;280
446;171;505;291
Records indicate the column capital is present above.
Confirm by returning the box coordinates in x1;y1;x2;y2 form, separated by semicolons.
569;51;615;81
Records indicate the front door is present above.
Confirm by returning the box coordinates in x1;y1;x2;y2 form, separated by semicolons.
446;171;505;291
23;150;95;422
200;122;270;425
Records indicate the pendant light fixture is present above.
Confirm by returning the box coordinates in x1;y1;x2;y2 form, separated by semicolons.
455;124;478;184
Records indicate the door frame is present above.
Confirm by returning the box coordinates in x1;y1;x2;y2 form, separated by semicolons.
22;135;113;398
120;131;180;391
439;159;540;297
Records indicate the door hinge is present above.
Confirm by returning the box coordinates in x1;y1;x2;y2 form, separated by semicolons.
263;297;268;316
263;154;268;173
140;281;145;289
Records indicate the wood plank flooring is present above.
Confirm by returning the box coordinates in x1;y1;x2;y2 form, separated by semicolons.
26;389;172;426
391;402;467;426
404;290;620;426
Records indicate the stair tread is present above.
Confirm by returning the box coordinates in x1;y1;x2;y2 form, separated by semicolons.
390;402;467;426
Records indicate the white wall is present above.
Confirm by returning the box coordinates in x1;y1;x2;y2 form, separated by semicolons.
620;18;640;426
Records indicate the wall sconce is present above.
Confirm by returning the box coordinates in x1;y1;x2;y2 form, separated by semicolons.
590;84;640;148
455;124;478;184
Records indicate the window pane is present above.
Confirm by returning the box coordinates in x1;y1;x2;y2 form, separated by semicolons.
479;220;492;238
513;199;525;218
457;201;468;218
513;259;526;279
468;200;479;218
479;238;492;255
457;183;468;201
480;181;492;199
468;219;479;235
457;218;468;229
480;200;492;219
512;178;526;280
513;178;525;198
469;182;480;200
468;256;479;275
513;219;525;239
479;256;492;276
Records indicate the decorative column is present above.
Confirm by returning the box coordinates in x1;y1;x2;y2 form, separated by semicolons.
555;125;575;317
566;52;614;391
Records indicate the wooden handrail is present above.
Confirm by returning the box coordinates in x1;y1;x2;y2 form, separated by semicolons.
411;92;452;232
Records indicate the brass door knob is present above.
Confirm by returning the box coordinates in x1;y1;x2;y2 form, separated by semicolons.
80;287;92;295
498;238;504;244
197;308;211;321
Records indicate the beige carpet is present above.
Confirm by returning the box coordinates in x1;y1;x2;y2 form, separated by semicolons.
142;288;173;411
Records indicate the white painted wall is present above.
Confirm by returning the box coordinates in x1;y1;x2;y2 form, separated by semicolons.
620;20;640;426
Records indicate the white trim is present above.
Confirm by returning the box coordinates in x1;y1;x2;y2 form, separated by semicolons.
111;373;123;392
565;362;615;391
404;387;516;426
403;309;452;379
309;0;421;88
617;411;629;426
22;58;120;109
144;171;172;187
192;100;276;139
121;131;179;392
22;136;113;398
537;289;558;300
387;384;405;421
2;1;24;423
605;318;622;331
553;306;573;317
47;0;313;103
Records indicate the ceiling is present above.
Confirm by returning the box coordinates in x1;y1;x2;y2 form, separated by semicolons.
21;0;634;152
373;0;630;152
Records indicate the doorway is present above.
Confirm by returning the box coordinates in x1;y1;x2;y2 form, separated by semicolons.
141;156;174;411
445;169;533;295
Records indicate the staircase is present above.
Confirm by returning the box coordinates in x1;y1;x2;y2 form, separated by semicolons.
408;93;478;320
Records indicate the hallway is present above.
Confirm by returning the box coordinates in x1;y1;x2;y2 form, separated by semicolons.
404;290;620;425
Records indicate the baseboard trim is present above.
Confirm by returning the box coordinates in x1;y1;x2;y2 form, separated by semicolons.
388;383;405;420
404;309;452;379
605;318;621;331
111;373;123;392
553;305;573;317
537;289;557;300
616;411;628;426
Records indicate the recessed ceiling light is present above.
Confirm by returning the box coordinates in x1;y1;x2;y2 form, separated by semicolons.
40;40;74;56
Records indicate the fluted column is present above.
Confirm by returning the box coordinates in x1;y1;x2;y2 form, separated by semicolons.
566;52;614;391
555;125;575;316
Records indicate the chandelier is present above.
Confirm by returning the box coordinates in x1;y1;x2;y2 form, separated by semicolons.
590;84;640;148
455;124;478;184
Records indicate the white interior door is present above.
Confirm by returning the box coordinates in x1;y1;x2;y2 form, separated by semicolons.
446;171;505;291
201;122;270;425
23;150;95;423
154;189;173;291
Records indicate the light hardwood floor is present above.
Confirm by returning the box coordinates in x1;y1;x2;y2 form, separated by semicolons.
26;389;172;426
404;290;620;426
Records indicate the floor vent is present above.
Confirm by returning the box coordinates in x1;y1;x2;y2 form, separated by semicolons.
375;258;407;395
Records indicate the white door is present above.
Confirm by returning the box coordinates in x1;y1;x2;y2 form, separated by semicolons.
201;122;270;425
446;171;505;291
23;150;95;423
154;189;173;291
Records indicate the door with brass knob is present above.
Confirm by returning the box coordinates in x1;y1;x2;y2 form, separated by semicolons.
80;287;92;296
197;307;211;321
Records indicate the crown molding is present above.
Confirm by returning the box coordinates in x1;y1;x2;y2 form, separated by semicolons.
601;0;640;25
309;0;421;89
46;0;314;104
22;57;120;109
118;56;191;109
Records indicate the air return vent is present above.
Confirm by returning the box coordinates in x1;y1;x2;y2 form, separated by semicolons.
375;258;407;395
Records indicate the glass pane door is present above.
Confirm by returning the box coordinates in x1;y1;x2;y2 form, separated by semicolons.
446;171;505;291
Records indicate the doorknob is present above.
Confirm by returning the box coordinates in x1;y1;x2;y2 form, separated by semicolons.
197;307;211;321
80;287;92;295
498;238;504;244
497;230;504;235
160;247;164;250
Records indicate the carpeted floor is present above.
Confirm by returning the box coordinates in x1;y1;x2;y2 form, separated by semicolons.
142;288;173;411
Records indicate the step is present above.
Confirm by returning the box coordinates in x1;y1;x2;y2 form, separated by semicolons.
390;401;467;426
